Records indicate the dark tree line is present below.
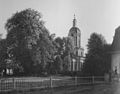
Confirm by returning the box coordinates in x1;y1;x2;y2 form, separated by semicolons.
0;8;74;76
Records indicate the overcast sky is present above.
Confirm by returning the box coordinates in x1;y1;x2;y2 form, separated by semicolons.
0;0;120;52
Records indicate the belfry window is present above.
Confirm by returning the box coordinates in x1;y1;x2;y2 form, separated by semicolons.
71;33;73;37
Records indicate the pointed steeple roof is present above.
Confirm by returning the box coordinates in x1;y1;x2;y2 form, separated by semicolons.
111;26;120;52
73;14;77;27
69;14;81;37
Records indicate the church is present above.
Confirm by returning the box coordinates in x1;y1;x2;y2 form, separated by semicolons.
68;15;84;71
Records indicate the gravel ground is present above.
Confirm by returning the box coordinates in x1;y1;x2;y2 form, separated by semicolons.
1;83;117;94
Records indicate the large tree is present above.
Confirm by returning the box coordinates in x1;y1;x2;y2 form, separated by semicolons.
83;33;111;76
5;8;56;75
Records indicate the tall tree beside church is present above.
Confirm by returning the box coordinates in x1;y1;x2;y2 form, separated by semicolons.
83;33;110;76
0;38;7;74
54;37;64;56
52;37;64;72
5;8;56;75
62;37;74;71
54;37;74;72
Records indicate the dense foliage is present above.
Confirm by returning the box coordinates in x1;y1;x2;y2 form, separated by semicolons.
4;8;56;75
83;33;111;76
0;8;75;76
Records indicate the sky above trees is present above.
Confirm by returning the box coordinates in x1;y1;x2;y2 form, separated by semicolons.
0;0;120;52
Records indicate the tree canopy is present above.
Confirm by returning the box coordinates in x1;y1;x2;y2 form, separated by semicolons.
83;33;111;76
5;8;56;75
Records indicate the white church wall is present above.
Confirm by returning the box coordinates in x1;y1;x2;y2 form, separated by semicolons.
111;53;120;74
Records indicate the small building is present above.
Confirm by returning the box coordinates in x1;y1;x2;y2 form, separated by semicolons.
111;26;120;75
68;15;84;71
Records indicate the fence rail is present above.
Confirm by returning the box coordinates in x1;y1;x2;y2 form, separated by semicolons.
0;76;107;92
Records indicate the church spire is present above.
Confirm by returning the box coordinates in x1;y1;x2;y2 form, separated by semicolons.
73;14;77;27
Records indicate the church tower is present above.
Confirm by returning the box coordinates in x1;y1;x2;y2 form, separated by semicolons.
68;15;84;71
69;15;81;50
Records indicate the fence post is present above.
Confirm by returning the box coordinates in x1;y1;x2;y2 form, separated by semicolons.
13;77;16;90
92;76;94;84
75;76;77;86
50;76;52;88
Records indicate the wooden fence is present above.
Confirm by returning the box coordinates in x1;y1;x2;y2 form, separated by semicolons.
0;76;106;92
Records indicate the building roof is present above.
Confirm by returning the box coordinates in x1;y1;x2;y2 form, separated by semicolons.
69;14;81;34
69;27;81;34
111;26;120;52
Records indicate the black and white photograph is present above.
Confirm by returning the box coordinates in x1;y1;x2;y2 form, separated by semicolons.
0;0;120;94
